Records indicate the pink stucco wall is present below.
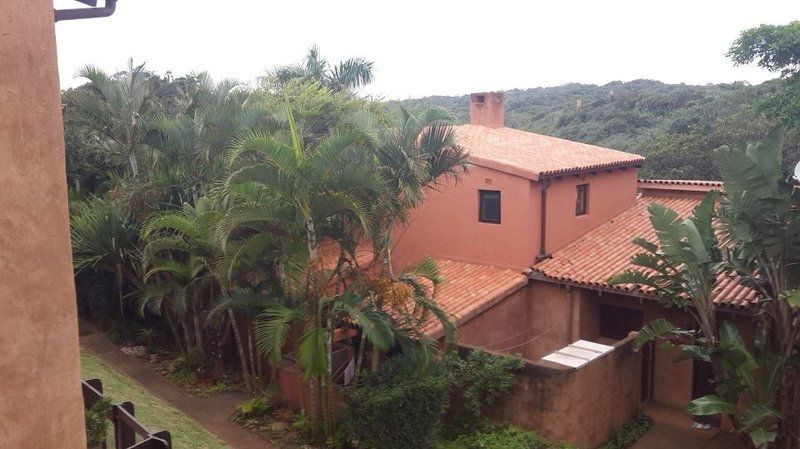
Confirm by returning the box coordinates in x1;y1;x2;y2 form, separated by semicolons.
544;168;639;254
392;163;639;270
392;164;540;270
0;1;87;448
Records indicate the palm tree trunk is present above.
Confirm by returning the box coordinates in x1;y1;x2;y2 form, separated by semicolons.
775;366;800;449
247;327;258;391
191;294;204;353
181;316;193;351
228;309;252;393
128;143;139;178
165;310;184;353
115;262;125;321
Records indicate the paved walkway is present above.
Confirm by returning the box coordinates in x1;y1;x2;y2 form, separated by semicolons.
79;322;275;449
632;403;744;449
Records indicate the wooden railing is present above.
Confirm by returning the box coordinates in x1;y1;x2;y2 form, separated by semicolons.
82;379;172;449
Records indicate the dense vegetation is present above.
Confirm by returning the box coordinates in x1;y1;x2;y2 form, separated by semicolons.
396;79;800;180
66;21;800;449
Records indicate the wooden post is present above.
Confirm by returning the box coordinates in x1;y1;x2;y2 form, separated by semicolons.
114;402;136;449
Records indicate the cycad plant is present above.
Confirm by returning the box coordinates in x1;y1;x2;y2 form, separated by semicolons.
71;196;140;320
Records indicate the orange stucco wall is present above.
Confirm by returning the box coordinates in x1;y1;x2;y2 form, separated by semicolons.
392;164;638;270
456;281;605;361
0;2;87;448
544;168;639;254
393;165;540;270
467;335;642;448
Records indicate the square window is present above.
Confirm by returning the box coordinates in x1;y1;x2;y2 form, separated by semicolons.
479;190;501;224
576;184;589;216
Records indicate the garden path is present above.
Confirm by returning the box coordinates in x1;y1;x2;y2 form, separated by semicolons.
79;321;277;449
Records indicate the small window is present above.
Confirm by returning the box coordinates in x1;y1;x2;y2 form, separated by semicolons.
576;184;588;216
475;94;486;104
479;190;501;224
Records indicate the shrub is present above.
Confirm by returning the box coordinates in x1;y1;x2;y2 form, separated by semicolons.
345;355;450;449
84;397;112;449
437;426;575;449
234;389;276;422
597;412;653;449
442;349;525;435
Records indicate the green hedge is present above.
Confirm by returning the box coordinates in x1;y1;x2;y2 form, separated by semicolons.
345;356;450;449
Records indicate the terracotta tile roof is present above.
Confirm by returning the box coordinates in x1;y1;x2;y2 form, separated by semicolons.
530;195;758;309
453;124;644;180
638;179;724;194
423;259;528;339
319;237;375;271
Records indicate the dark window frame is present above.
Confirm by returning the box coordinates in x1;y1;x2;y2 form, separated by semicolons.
576;183;589;216
478;190;501;224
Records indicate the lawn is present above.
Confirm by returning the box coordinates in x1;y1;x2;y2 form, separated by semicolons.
80;349;228;449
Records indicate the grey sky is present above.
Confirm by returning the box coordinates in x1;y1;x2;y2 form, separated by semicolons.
54;0;800;99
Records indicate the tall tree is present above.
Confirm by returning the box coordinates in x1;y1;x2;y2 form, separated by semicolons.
222;98;383;438
729;21;800;128
265;45;374;92
70;59;156;177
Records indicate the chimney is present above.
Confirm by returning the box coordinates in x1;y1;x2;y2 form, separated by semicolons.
470;91;504;128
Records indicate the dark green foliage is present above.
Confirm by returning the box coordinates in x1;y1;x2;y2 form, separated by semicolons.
442;349;525;435
395;80;800;180
597;413;653;449
345;356;450;449
437;426;575;449
84;397;112;448
344;350;525;449
728;21;800;129
728;21;800;77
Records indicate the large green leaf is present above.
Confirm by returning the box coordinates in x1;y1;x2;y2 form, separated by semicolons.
633;319;678;350
687;395;737;416
253;304;302;364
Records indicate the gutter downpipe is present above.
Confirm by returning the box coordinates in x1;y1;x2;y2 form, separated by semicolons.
535;177;551;262
55;0;117;22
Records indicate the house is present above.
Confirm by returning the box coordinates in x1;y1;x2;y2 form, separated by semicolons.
392;92;758;446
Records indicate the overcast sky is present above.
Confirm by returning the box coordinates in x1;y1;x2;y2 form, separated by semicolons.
54;0;800;99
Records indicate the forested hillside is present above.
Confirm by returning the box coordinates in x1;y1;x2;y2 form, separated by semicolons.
396;79;800;180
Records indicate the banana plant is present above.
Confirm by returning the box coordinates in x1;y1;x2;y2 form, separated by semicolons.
687;322;782;449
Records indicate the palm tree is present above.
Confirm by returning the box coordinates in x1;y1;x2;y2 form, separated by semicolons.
220;98;383;437
354;106;469;276
347;106;468;370
70;196;141;320
140;197;260;391
266;45;374;92
71;59;156;177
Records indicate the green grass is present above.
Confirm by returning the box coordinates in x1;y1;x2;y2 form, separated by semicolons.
80;349;228;449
